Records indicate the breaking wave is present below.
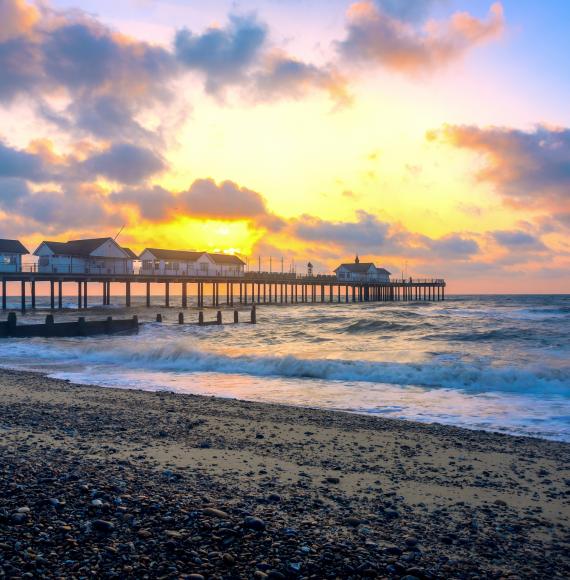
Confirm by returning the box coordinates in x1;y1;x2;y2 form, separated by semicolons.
5;338;569;397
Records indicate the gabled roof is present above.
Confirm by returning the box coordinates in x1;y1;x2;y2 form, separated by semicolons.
334;263;392;275
0;239;29;254
334;262;376;273
35;238;129;258
141;248;206;261
122;247;138;259
207;253;246;265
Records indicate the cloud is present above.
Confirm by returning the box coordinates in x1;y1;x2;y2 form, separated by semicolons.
294;210;389;250
175;14;347;105
0;1;178;142
180;178;268;219
111;178;284;229
0;141;49;182
492;230;547;251
0;178;123;231
175;14;267;94
82;144;166;185
428;233;479;257
429;124;570;220
291;210;479;259
252;53;352;107
372;0;448;23
337;1;504;74
0;0;39;43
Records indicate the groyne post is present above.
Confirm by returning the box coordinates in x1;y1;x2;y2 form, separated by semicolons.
178;312;184;324
156;313;162;322
198;311;204;325
251;305;257;324
217;310;222;325
234;310;239;323
8;312;17;333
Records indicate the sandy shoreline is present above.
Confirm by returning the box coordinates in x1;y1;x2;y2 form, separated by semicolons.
1;367;569;578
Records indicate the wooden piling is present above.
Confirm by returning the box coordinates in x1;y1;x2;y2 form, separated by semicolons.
2;279;7;310
234;310;239;323
21;281;25;313
178;312;184;324
216;310;222;325
251;305;257;324
31;280;36;309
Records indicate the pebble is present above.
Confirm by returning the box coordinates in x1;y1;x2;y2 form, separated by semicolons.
244;516;266;531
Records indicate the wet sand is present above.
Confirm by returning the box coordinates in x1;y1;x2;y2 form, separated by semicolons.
1;367;569;578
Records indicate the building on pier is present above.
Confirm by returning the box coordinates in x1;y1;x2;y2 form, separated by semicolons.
34;238;135;274
334;256;391;283
139;248;245;277
0;239;29;273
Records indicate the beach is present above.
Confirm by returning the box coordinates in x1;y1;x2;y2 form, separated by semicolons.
1;367;569;579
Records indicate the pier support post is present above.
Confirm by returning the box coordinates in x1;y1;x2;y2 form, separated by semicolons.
239;283;243;304
165;282;170;307
21;280;26;313
83;280;88;309
182;282;187;308
146;282;151;307
58;280;63;310
2;279;7;310
442;286;445;301
31;280;36;309
77;281;82;310
125;281;131;307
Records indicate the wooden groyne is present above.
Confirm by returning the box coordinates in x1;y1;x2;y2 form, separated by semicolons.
159;306;257;326
1;272;445;313
0;313;139;338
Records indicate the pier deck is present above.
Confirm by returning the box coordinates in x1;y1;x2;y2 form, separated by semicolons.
0;271;446;312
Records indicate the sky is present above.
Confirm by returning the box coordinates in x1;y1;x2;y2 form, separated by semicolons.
1;0;569;293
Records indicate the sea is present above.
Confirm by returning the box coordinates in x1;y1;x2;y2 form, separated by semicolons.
1;294;569;442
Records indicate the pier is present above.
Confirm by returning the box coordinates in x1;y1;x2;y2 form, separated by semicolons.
0;271;445;313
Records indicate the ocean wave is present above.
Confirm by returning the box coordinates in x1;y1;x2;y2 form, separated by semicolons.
344;319;418;333
5;338;569;397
